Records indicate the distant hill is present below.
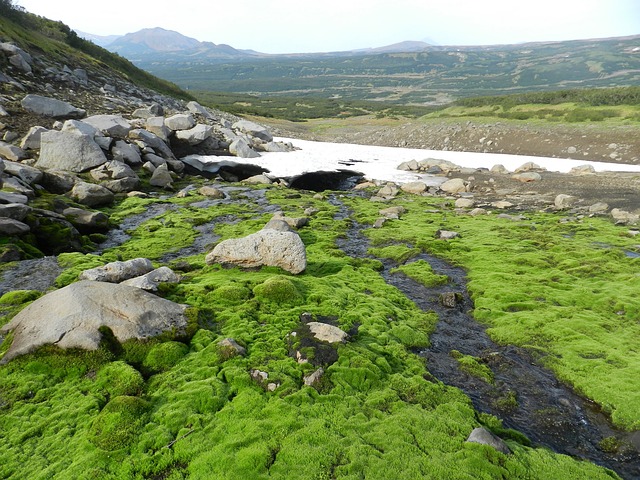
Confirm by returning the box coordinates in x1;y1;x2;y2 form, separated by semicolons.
76;30;121;47
104;27;259;60
117;33;640;105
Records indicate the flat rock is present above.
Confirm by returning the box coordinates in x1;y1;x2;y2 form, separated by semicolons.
79;258;154;283
70;181;115;207
175;124;213;145
232;119;273;142
0;280;188;363
21;94;85;119
165;113;196;131
0;217;30;235
0;203;31;221
20;126;48;150
2;159;43;184
307;322;348;343
0;141;26;162
83;115;132;138
121;267;181;291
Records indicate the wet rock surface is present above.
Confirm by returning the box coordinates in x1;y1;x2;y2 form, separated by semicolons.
332;195;640;480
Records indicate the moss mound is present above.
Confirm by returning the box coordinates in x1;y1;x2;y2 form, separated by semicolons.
88;396;150;451
253;276;303;305
94;361;145;398
143;341;189;374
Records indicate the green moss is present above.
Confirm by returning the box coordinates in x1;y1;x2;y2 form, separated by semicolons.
211;284;252;305
390;259;450;287
368;244;421;263
94;361;145;398
450;350;495;384
88;396;150;450
143;342;189;374
252;276;303;305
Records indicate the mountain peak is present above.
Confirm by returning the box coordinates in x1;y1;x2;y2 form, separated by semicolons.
108;27;202;54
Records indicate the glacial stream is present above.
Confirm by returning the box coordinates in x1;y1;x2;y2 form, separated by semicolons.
332;196;640;480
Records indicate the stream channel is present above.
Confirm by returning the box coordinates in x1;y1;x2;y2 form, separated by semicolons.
331;196;640;480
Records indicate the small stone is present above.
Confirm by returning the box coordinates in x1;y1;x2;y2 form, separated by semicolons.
466;427;511;454
436;230;459;240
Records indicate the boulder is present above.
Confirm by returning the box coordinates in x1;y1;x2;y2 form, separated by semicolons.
61;119;100;137
0;203;31;221
83;115;132;138
379;206;406;219
271;212;309;229
569;164;596;176
145;116;170;142
128;129;175;160
307;322;348;343
79;258;154;283
455;198;475;208
554;194;578;209
0;217;30;235
398;160;419;171
174;124;213;146
588;202;609;213
232;119;273;142
229;138;260;158
132;103;163;119
490;164;509;174
262;141;293;153
466;427;511;454
2;160;43;184
611;208;639;225
186;101;216;120
40;170;78;194
121;267;181;291
514;161;544;173
198;186;225;199
0;191;29;205
401;181;428;195
111;140;142;166
37;131;108;172
0;281;188;363
492;201;514;209
0;141;27;162
243;174;273;185
70;181;115;207
440;178;466;194
376;183;399;199
165;114;196;131
63;207;109;233
149;163;173;189
512;172;542;183
206;219;307;274
21;94;86;119
436;230;460;240
218;338;246;357
20;126;48;150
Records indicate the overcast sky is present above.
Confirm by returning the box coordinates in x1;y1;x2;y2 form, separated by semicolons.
15;0;640;53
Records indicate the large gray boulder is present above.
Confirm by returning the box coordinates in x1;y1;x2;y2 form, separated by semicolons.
129;129;175;160
0;203;31;221
145;117;170;142
186;101;216;120
0;217;30;236
440;178;467;194
36;131;108;172
206;219;307;274
82;115;132;138
232;119;273;142
21;94;86;119
0;280;189;363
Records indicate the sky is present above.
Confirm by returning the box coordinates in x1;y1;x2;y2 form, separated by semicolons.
14;0;640;54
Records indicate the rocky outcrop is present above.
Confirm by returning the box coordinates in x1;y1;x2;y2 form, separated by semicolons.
0;280;189;363
205;219;307;274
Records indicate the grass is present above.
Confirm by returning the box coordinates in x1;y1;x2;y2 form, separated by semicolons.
0;186;626;479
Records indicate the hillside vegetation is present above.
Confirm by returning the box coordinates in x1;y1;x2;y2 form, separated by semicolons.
137;36;640;106
0;1;192;101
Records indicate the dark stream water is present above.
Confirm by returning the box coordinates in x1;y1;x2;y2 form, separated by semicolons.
331;196;640;480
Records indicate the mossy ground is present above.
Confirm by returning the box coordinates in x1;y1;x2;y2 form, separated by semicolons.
0;185;626;479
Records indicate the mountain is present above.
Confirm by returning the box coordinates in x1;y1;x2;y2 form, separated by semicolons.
75;30;121;48
105;27;259;60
